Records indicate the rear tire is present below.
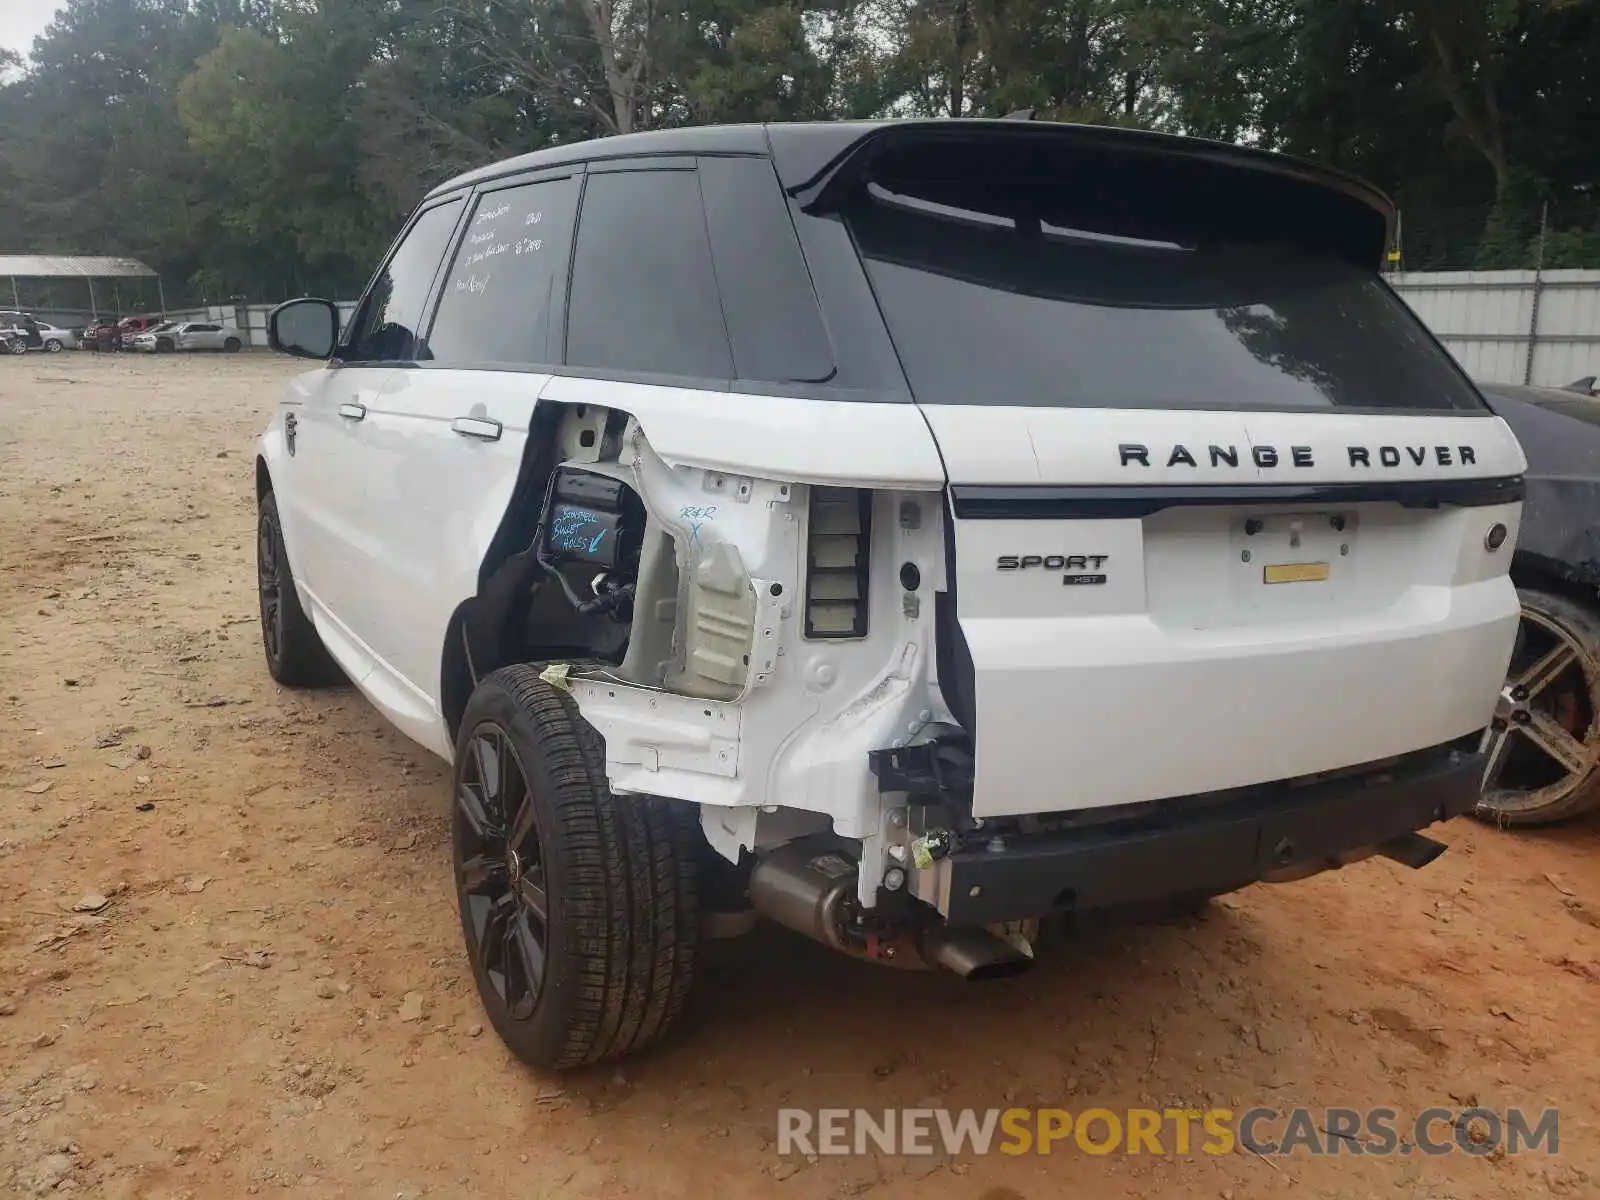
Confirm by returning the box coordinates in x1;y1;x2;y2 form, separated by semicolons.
44;339;62;353
453;666;700;1070
256;491;342;687
1475;587;1600;826
224;337;241;352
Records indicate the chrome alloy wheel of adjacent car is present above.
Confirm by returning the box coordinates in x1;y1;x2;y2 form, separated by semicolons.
1477;591;1600;826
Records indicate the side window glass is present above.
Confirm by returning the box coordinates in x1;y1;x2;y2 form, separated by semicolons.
566;169;732;382
698;157;835;385
344;198;463;363
426;175;578;365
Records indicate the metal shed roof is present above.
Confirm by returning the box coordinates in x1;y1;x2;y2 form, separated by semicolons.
0;255;156;278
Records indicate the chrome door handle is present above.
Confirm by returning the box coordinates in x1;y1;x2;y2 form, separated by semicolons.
338;402;366;420
451;416;502;442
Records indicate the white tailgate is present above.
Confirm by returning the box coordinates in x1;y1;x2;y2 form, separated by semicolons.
926;406;1528;817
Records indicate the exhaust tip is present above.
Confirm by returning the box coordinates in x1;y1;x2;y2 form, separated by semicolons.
962;957;1036;983
922;926;1035;981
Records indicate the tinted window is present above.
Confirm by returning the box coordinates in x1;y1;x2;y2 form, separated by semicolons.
698;157;834;384
426;176;578;365
847;185;1485;413
566;170;732;381
345;198;464;363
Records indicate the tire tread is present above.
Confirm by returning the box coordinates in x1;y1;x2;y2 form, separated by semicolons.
473;665;698;1068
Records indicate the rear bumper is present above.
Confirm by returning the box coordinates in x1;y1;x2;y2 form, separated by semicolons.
940;744;1480;924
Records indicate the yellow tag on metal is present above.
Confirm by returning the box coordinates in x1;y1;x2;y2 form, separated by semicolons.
1263;562;1331;585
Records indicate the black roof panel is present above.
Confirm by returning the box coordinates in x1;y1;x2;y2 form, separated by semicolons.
425;124;773;197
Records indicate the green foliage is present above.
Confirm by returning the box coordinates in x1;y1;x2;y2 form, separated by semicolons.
1;0;1597;305
1539;226;1600;271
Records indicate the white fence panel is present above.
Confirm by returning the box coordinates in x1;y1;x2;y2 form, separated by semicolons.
1390;269;1600;388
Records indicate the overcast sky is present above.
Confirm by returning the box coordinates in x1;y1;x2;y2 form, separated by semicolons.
1;0;61;59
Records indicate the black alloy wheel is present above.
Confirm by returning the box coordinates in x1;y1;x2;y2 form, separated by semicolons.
451;665;700;1069
455;723;549;1021
255;490;341;686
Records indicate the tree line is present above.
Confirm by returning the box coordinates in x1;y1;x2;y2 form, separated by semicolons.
1;0;1596;308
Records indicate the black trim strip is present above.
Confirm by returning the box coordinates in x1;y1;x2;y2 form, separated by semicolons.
950;476;1525;520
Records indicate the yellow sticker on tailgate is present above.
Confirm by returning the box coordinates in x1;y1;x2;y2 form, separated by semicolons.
1263;562;1331;585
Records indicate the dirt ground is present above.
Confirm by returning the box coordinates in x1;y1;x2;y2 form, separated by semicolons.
2;351;1599;1200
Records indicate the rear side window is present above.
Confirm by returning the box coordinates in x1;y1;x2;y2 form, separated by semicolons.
846;175;1485;413
426;175;579;365
698;157;835;384
566;169;733;382
345;198;463;364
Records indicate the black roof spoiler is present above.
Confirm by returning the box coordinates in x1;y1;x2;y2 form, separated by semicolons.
769;120;1396;270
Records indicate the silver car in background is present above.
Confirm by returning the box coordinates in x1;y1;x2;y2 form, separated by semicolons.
129;321;243;353
0;311;77;352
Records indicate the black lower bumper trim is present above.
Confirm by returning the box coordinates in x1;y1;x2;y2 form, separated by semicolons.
944;746;1481;924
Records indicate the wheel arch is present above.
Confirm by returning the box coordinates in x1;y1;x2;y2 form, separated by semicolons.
1511;552;1600;613
436;397;594;744
255;455;272;504
440;606;475;745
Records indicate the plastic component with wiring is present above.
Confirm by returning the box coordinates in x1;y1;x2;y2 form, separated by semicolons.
537;468;643;617
546;472;627;568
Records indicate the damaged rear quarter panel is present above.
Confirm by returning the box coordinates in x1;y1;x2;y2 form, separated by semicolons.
537;376;953;836
537;375;946;488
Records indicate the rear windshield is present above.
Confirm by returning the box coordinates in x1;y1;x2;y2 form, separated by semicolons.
846;183;1485;413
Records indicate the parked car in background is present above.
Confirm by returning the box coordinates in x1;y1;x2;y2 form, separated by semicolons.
117;314;164;340
128;321;242;353
0;313;31;353
32;320;77;351
126;322;176;351
0;310;76;352
82;319;122;351
1474;380;1600;826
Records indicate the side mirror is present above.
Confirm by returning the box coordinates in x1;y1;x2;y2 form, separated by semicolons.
269;298;340;360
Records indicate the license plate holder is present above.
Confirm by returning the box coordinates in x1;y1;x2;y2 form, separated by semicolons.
1237;512;1353;587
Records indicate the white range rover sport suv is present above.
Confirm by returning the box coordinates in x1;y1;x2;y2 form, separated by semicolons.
258;119;1526;1069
